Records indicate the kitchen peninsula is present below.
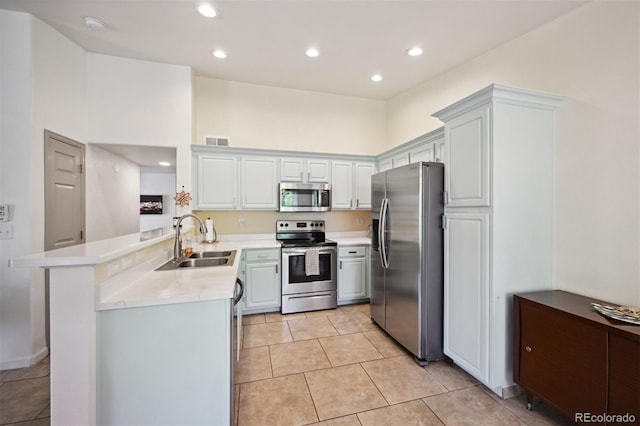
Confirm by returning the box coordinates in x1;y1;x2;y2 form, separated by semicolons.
10;226;279;426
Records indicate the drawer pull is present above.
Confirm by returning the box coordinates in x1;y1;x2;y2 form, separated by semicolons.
525;346;532;353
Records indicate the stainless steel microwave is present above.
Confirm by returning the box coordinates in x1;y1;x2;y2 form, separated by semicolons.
279;182;331;212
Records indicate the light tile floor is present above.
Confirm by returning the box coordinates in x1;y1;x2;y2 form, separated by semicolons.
236;303;575;426
0;303;574;426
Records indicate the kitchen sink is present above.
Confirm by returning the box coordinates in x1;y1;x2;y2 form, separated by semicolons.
155;250;237;271
189;250;234;258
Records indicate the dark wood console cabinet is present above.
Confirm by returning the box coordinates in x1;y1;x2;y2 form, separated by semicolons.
514;290;639;425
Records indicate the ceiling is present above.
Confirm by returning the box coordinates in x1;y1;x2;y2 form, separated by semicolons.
91;143;176;169
0;0;588;100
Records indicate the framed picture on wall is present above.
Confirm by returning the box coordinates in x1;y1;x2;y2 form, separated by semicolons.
140;195;163;215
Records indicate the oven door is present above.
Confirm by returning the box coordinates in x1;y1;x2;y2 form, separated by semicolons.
281;247;337;295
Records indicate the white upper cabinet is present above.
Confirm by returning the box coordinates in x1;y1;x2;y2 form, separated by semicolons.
280;158;331;183
331;161;354;209
241;157;278;209
280;158;305;182
434;138;445;163
444;105;491;207
196;154;237;210
409;143;434;163
332;161;375;210
376;127;445;172
354;163;374;209
392;153;410;168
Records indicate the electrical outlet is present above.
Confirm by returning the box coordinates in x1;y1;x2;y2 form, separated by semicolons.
357;217;365;225
238;217;245;228
136;251;145;262
0;223;13;239
121;255;133;269
108;261;120;277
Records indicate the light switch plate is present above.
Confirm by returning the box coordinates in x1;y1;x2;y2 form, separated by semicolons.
0;223;13;239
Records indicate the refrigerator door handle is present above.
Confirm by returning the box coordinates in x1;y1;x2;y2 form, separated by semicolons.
379;198;390;269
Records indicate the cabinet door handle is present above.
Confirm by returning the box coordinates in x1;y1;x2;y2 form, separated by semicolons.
339;260;343;269
525;346;532;353
300;172;303;181
349;251;357;254
356;199;359;208
275;264;279;274
350;200;353;208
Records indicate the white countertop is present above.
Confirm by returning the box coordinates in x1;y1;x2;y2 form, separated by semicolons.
99;239;280;311
10;227;177;268
12;228;370;311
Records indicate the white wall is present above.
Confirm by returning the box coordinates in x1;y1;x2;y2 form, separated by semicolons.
387;1;639;305
0;11;87;368
195;77;387;156
87;54;192;194
86;146;140;242
140;168;176;232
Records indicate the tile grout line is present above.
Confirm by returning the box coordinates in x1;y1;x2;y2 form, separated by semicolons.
301;369;321;424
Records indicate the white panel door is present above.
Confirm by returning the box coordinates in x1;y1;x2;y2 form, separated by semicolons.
354;162;375;209
241;157;278;209
280;158;304;182
245;261;281;310
331;161;354;209
444;212;490;384
445;105;491;207
197;155;237;209
307;159;331;183
338;257;367;302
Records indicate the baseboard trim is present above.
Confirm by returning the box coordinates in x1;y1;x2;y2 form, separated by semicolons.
0;346;49;371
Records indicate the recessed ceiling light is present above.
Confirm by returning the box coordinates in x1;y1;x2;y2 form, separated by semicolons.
159;161;171;167
198;4;217;18
406;47;423;57
83;16;105;30
371;74;383;82
305;48;320;58
212;49;227;59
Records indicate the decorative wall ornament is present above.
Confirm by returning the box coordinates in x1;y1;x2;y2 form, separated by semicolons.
174;186;192;207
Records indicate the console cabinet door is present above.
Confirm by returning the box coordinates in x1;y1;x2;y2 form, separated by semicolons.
518;302;608;418
443;213;489;383
445;105;490;207
608;333;640;420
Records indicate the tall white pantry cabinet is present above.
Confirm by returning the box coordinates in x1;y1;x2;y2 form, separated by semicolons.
432;84;563;397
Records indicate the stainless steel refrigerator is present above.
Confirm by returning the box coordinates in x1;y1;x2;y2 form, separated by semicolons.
370;162;444;365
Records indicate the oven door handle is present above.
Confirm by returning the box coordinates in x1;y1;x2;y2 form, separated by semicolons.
282;248;336;255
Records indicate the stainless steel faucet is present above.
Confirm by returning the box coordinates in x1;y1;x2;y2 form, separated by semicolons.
174;214;208;260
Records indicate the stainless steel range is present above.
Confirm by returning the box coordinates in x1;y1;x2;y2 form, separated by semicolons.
276;220;337;314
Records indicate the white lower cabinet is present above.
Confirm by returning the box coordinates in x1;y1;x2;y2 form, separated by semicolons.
337;246;370;304
98;299;232;425
239;248;281;314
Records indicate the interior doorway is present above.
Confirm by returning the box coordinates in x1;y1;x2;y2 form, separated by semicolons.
44;130;86;346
